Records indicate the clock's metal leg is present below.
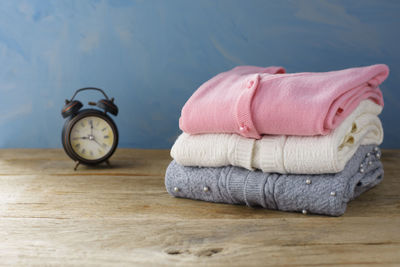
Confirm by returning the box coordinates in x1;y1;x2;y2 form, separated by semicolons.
105;160;111;167
74;161;80;171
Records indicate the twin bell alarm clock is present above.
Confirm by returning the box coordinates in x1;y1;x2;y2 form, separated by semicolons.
61;87;119;170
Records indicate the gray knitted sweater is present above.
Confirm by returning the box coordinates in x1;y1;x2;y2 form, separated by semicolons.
165;145;383;216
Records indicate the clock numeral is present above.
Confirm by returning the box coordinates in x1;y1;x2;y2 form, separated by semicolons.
102;127;107;132
75;143;80;148
104;135;109;139
90;151;93;156
81;149;86;154
80;122;85;127
102;143;107;148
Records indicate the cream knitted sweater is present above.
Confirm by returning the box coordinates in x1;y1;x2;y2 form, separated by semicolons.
171;100;383;174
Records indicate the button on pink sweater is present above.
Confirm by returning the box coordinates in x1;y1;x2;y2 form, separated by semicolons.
179;64;388;138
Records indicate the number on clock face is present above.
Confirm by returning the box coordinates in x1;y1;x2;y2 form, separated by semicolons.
69;116;115;160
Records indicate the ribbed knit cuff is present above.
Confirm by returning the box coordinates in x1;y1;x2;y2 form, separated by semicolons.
233;136;255;171
226;169;246;203
243;174;267;207
258;136;286;173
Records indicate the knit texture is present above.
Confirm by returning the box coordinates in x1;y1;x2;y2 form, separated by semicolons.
179;64;388;138
172;100;383;174
165;145;383;216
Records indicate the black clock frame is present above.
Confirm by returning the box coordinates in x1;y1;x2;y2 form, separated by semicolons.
62;109;119;165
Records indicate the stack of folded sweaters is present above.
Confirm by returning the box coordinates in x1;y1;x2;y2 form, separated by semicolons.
165;64;389;216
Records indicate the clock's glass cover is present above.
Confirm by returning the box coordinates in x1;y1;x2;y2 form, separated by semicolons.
69;116;115;160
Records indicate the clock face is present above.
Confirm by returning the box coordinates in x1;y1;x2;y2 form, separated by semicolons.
69;116;115;161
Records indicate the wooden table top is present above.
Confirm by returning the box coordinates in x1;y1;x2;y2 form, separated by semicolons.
0;148;399;266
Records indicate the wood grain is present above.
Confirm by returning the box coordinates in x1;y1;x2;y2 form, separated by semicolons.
0;148;399;266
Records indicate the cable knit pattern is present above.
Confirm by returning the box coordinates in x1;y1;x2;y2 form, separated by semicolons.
165;145;383;216
179;64;388;138
171;100;383;174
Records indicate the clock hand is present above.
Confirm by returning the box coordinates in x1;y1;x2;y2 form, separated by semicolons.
90;120;93;135
93;138;102;147
93;138;108;149
72;136;88;140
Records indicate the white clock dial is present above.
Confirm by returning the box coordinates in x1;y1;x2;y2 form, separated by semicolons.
69;116;115;160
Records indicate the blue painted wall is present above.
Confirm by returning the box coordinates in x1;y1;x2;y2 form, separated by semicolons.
0;0;399;149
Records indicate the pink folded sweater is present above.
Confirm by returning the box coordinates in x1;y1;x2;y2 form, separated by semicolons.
179;64;389;138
